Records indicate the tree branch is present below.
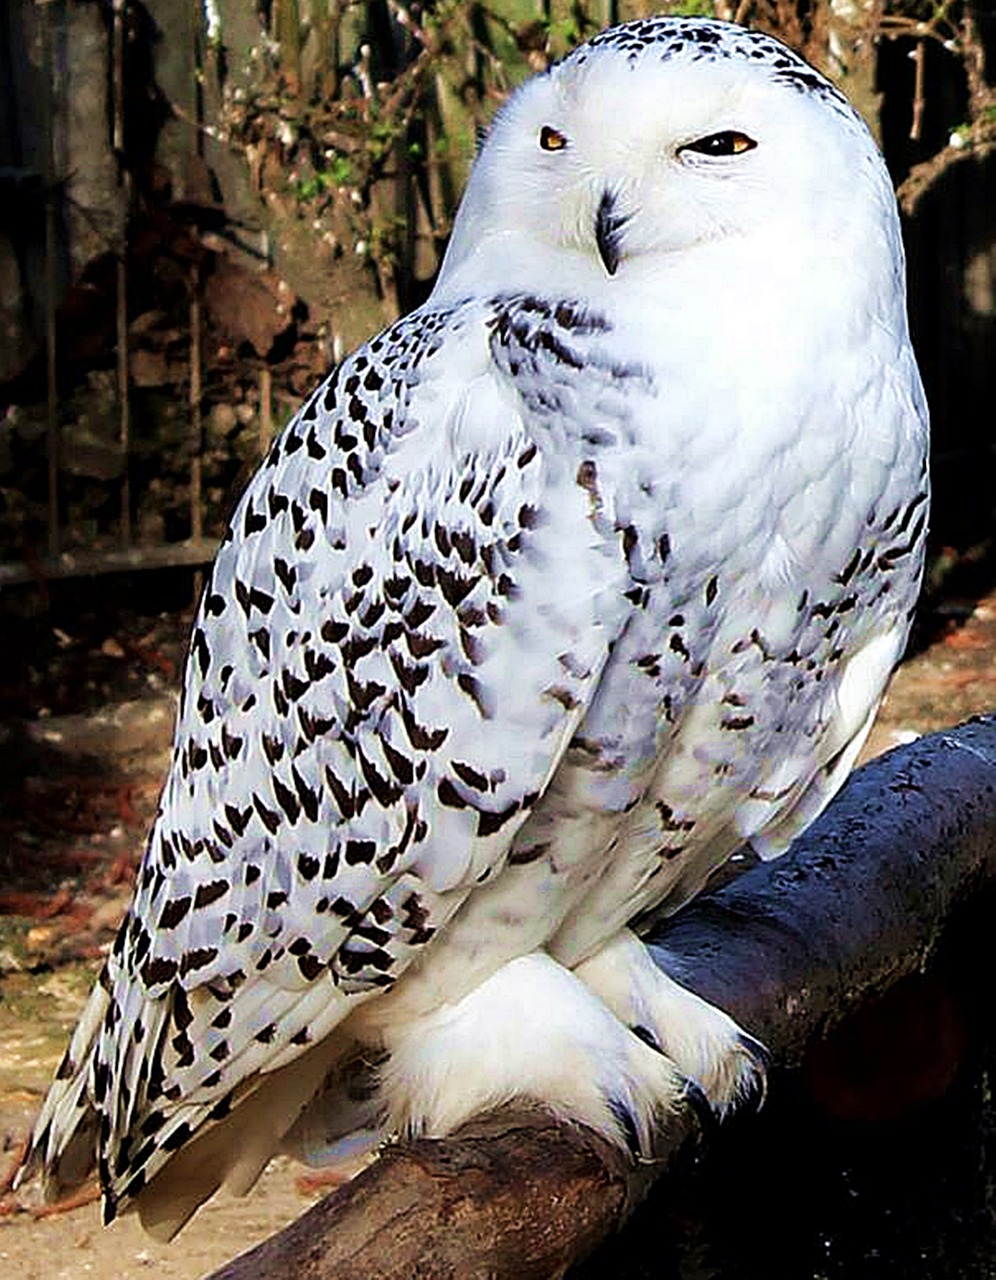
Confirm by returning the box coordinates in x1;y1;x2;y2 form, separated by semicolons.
208;716;996;1280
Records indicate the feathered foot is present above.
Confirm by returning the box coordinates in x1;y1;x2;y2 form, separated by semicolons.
377;951;686;1156
572;927;767;1115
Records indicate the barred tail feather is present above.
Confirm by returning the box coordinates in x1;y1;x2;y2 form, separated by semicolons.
17;970;110;1200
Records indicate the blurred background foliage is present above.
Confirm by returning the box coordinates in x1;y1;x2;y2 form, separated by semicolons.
206;0;993;340
0;0;992;577
0;11;992;1275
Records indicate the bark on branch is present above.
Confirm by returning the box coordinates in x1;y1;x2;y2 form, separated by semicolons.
208;717;996;1280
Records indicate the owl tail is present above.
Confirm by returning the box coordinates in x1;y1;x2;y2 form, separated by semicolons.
16;968;108;1201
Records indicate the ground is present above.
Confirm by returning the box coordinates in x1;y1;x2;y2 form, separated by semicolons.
0;561;992;1278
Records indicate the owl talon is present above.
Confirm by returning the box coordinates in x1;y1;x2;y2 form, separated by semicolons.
735;1032;770;1112
680;1076;718;1139
574;929;768;1115
632;1023;664;1054
377;952;686;1157
607;1096;644;1157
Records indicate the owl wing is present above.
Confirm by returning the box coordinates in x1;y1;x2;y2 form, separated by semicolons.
25;293;647;1221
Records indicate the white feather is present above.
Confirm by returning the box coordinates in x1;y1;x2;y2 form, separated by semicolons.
22;17;928;1234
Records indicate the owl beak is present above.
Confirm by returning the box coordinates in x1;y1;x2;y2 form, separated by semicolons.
595;189;628;276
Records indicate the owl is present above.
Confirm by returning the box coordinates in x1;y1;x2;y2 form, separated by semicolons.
21;17;928;1240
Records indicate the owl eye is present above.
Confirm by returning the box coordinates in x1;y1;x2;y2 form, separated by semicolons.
680;130;757;157
539;125;568;152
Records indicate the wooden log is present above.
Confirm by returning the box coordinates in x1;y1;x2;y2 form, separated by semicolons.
208;717;996;1280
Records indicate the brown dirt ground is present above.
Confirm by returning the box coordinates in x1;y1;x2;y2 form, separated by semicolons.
0;575;992;1278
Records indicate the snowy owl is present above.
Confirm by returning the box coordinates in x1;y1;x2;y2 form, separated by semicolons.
22;16;928;1239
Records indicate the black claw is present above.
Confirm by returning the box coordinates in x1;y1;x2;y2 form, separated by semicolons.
739;1031;771;1071
737;1032;770;1112
632;1023;664;1054
607;1095;643;1158
681;1075;718;1141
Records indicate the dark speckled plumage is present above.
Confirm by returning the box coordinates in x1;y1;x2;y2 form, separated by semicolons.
21;17;928;1239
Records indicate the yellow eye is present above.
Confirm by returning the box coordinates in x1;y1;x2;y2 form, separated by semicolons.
539;125;568;152
680;130;757;157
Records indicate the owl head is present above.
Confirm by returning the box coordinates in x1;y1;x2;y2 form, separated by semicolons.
436;18;900;311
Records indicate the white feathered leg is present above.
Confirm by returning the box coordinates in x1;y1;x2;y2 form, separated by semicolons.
573;928;766;1113
378;951;686;1154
